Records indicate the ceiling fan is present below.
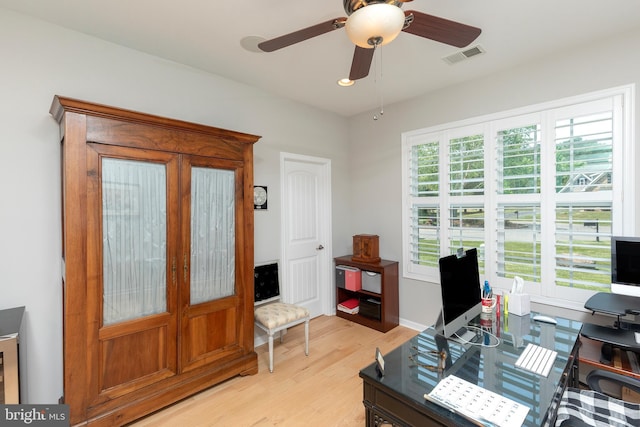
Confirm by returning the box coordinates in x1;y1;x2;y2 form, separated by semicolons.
258;0;482;81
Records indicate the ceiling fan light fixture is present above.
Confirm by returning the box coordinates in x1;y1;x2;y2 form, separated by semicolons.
337;78;355;87
345;4;405;48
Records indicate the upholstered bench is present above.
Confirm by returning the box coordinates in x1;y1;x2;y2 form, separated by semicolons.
254;302;309;373
254;262;310;373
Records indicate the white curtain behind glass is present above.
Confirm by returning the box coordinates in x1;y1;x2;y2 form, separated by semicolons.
190;167;235;304
102;158;167;325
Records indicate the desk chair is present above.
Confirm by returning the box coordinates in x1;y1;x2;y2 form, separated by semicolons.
555;369;640;427
254;262;309;373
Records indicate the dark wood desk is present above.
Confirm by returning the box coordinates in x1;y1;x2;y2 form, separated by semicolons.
360;313;582;427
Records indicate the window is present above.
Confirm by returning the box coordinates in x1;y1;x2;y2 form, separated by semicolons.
401;86;634;306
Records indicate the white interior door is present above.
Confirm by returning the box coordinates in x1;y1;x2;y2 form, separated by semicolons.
280;153;332;318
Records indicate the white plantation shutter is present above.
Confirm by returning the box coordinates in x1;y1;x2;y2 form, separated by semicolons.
497;124;542;195
555;112;613;194
555;204;612;292
411;142;439;197
448;205;485;273
448;134;484;196
496;204;541;282
494;121;543;282
409;205;440;269
552;103;615;295
407;139;441;270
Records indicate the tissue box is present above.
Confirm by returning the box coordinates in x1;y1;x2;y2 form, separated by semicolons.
509;293;530;316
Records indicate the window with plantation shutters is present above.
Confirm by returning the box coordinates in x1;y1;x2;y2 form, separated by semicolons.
402;86;634;306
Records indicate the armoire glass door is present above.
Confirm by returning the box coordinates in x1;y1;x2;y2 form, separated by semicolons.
189;167;236;304
180;157;244;371
102;157;168;325
87;143;179;400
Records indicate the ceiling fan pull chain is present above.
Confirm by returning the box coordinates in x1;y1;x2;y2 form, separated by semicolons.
373;44;384;121
379;44;384;117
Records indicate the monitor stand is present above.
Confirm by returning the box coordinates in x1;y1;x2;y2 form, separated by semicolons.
616;320;640;332
451;327;476;344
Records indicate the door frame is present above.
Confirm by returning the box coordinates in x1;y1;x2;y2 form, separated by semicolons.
279;152;333;316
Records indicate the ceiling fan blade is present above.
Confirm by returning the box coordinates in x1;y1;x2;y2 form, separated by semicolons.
258;18;347;52
349;46;375;81
402;11;481;48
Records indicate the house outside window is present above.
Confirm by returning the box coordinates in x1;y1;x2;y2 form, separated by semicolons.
401;85;635;307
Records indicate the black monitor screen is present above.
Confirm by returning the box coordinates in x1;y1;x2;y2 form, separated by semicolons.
439;248;481;324
612;237;640;285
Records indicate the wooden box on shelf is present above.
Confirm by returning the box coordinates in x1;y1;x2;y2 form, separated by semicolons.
352;234;381;263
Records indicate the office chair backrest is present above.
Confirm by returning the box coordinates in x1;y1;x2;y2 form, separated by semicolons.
556;369;640;426
587;369;640;398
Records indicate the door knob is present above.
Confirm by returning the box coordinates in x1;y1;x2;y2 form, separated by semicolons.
316;245;324;250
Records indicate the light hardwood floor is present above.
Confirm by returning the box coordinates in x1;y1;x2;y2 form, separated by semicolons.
129;316;417;427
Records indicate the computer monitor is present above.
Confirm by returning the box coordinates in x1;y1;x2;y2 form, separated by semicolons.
436;248;482;341
611;236;640;298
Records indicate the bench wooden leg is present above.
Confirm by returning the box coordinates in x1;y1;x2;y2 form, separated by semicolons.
268;331;274;373
304;318;309;356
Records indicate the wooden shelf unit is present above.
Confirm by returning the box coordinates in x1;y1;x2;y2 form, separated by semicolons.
334;256;398;333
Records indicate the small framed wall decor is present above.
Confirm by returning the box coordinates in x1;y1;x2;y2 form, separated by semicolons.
254;185;268;210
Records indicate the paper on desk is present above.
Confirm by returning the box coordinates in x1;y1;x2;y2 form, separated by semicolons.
425;375;529;427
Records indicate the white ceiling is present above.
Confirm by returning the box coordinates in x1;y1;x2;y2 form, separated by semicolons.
2;0;640;117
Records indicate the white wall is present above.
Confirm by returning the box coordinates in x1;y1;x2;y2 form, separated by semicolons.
348;27;640;329
0;9;351;403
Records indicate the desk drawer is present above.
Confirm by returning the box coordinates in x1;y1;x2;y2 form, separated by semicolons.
364;382;449;427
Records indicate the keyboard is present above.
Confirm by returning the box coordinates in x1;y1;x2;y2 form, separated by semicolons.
425;374;529;427
515;343;557;377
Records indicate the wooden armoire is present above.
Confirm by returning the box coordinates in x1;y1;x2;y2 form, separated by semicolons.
50;96;260;426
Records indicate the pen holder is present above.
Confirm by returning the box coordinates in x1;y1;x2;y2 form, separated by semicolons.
481;296;496;314
509;293;530;316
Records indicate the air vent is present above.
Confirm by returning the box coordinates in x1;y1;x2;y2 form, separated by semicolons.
442;45;485;65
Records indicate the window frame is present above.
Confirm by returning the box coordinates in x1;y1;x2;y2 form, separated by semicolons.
401;85;635;308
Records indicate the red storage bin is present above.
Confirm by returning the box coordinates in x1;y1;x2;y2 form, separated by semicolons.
336;265;361;291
